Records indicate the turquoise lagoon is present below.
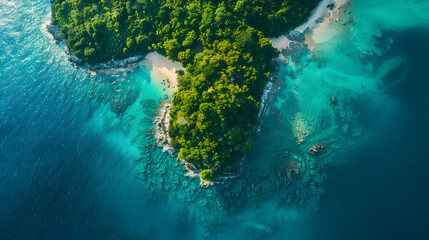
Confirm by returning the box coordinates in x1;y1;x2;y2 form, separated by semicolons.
1;0;429;239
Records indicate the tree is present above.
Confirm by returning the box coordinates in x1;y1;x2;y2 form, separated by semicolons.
50;0;321;175
200;169;214;182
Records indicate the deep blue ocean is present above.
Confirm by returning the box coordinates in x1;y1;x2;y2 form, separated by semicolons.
1;0;429;239
305;28;429;239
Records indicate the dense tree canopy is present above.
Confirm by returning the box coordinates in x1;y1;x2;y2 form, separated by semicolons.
51;0;320;179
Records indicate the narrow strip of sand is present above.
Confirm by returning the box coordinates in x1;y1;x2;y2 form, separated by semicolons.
311;0;348;44
144;52;185;91
269;0;336;51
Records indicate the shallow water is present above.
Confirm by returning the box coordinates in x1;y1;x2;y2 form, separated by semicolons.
308;26;429;239
1;0;429;239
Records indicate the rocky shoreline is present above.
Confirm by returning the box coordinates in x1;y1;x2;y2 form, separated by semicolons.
153;100;213;185
45;22;213;184
153;61;284;186
47;0;339;186
46;24;146;72
152;0;341;186
154;97;246;186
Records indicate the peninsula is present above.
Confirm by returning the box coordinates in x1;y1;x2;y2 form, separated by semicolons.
50;0;320;181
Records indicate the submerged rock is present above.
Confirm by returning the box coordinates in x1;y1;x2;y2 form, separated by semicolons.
331;94;337;105
109;88;139;114
286;159;300;182
282;42;308;63
286;30;305;41
308;143;326;156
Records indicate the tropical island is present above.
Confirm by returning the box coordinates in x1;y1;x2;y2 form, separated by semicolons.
50;0;320;182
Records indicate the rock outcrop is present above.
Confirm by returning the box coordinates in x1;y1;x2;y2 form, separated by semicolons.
308;143;325;156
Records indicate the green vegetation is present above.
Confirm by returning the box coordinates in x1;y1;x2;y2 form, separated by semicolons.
200;169;215;182
51;0;320;180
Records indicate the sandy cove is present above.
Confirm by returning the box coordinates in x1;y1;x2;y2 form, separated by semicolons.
152;0;349;186
147;54;211;183
144;52;184;91
86;52;185;91
269;0;347;52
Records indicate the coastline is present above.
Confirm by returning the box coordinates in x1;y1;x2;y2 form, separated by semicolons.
153;100;216;186
144;52;184;91
310;0;348;45
263;0;343;132
269;0;335;51
45;0;345;186
154;0;348;185
44;22;201;181
45;24;183;87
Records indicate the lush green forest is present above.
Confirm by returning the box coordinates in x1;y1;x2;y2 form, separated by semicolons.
51;0;320;181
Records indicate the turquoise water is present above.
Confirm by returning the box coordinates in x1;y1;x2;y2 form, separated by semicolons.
1;0;429;239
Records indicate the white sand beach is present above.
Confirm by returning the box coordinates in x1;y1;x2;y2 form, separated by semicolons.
144;52;185;91
310;0;348;44
270;35;292;51
269;0;339;51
